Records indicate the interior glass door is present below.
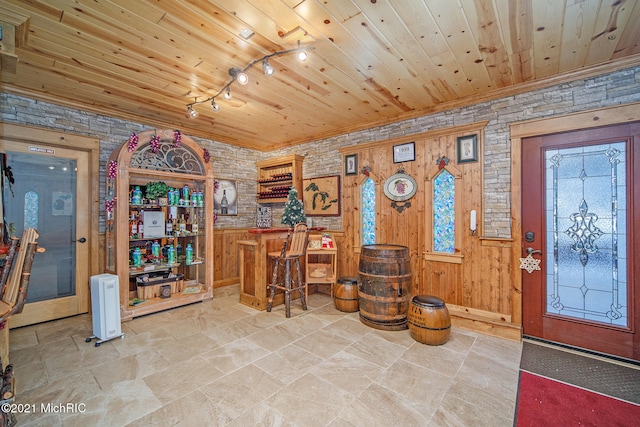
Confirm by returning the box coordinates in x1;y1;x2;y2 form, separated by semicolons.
1;143;90;327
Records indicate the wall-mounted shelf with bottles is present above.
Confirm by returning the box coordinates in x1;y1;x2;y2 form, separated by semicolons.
256;154;304;203
105;130;215;321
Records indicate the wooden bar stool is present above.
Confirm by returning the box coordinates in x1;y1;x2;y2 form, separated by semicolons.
407;295;451;345
266;223;309;317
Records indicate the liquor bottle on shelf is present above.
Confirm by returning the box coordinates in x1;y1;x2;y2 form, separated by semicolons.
168;187;178;206
181;185;190;205
178;214;187;235
131;186;143;205
185;243;193;266
165;214;173;236
167;245;176;265
137;210;144;238
129;214;137;238
132;247;142;267
221;189;228;214
191;214;199;234
151;240;161;258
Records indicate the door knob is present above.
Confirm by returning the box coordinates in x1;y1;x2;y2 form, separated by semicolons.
526;247;542;255
73;237;87;243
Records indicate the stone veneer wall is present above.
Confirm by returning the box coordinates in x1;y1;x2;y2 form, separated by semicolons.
2;65;639;236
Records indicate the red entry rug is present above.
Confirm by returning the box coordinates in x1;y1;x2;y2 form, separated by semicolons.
515;371;640;426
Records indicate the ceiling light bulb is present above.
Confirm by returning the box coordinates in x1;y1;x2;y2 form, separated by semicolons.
236;71;249;85
296;41;309;61
187;105;198;117
223;88;231;100
262;59;275;76
211;99;220;112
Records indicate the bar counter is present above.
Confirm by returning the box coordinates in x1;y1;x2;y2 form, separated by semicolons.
238;227;325;310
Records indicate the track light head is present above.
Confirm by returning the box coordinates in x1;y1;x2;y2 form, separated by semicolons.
237;71;249;85
229;67;249;85
187;105;198;118
223;87;231;100
262;59;275;76
211;99;220;112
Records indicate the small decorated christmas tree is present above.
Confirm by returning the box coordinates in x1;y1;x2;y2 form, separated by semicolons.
281;188;306;227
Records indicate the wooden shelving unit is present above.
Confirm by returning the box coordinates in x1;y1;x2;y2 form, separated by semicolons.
256;154;304;203
305;234;337;296
105;130;214;321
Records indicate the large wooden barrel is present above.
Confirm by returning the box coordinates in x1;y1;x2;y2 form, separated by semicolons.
358;244;411;330
334;276;359;312
408;295;451;345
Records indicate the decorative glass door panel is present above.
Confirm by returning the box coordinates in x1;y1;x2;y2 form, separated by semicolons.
545;142;627;327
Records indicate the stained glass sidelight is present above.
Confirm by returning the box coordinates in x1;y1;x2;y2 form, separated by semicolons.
361;177;376;245
24;191;38;230
433;169;455;253
545;142;627;326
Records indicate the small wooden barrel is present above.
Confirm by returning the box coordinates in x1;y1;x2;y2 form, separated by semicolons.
358;244;411;330
334;276;359;312
408;295;451;345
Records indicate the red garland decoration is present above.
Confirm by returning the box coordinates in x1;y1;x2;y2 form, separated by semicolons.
173;130;182;147
127;132;139;152
108;160;118;179
150;135;161;153
203;148;210;163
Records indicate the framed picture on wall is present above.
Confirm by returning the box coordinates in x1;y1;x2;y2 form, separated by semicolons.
393;142;415;163
303;175;341;216
345;154;357;175
214;179;237;215
457;134;478;163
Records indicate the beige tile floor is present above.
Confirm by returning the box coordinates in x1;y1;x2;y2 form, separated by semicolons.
9;285;522;426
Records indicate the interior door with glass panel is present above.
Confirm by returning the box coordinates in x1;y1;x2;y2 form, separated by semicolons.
522;123;639;361
1;142;90;327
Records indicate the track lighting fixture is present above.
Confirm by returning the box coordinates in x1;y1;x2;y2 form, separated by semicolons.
185;40;314;117
262;58;275;76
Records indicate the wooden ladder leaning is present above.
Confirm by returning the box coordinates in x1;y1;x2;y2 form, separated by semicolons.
0;228;43;323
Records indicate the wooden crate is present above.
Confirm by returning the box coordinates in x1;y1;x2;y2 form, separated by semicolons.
136;274;183;299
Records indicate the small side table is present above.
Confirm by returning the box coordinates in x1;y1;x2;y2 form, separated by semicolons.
305;247;337;297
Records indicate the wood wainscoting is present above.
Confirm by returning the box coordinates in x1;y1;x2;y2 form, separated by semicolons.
422;238;520;341
213;229;253;287
338;122;521;341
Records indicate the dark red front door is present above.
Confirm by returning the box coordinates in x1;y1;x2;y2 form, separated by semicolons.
521;123;640;361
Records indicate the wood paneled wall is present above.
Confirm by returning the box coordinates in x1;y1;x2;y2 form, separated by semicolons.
339;122;519;340
213;229;253;287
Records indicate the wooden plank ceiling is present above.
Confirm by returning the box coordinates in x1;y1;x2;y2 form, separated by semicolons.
1;0;639;151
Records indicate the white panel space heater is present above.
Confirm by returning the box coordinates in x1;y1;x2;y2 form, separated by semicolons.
86;273;125;347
